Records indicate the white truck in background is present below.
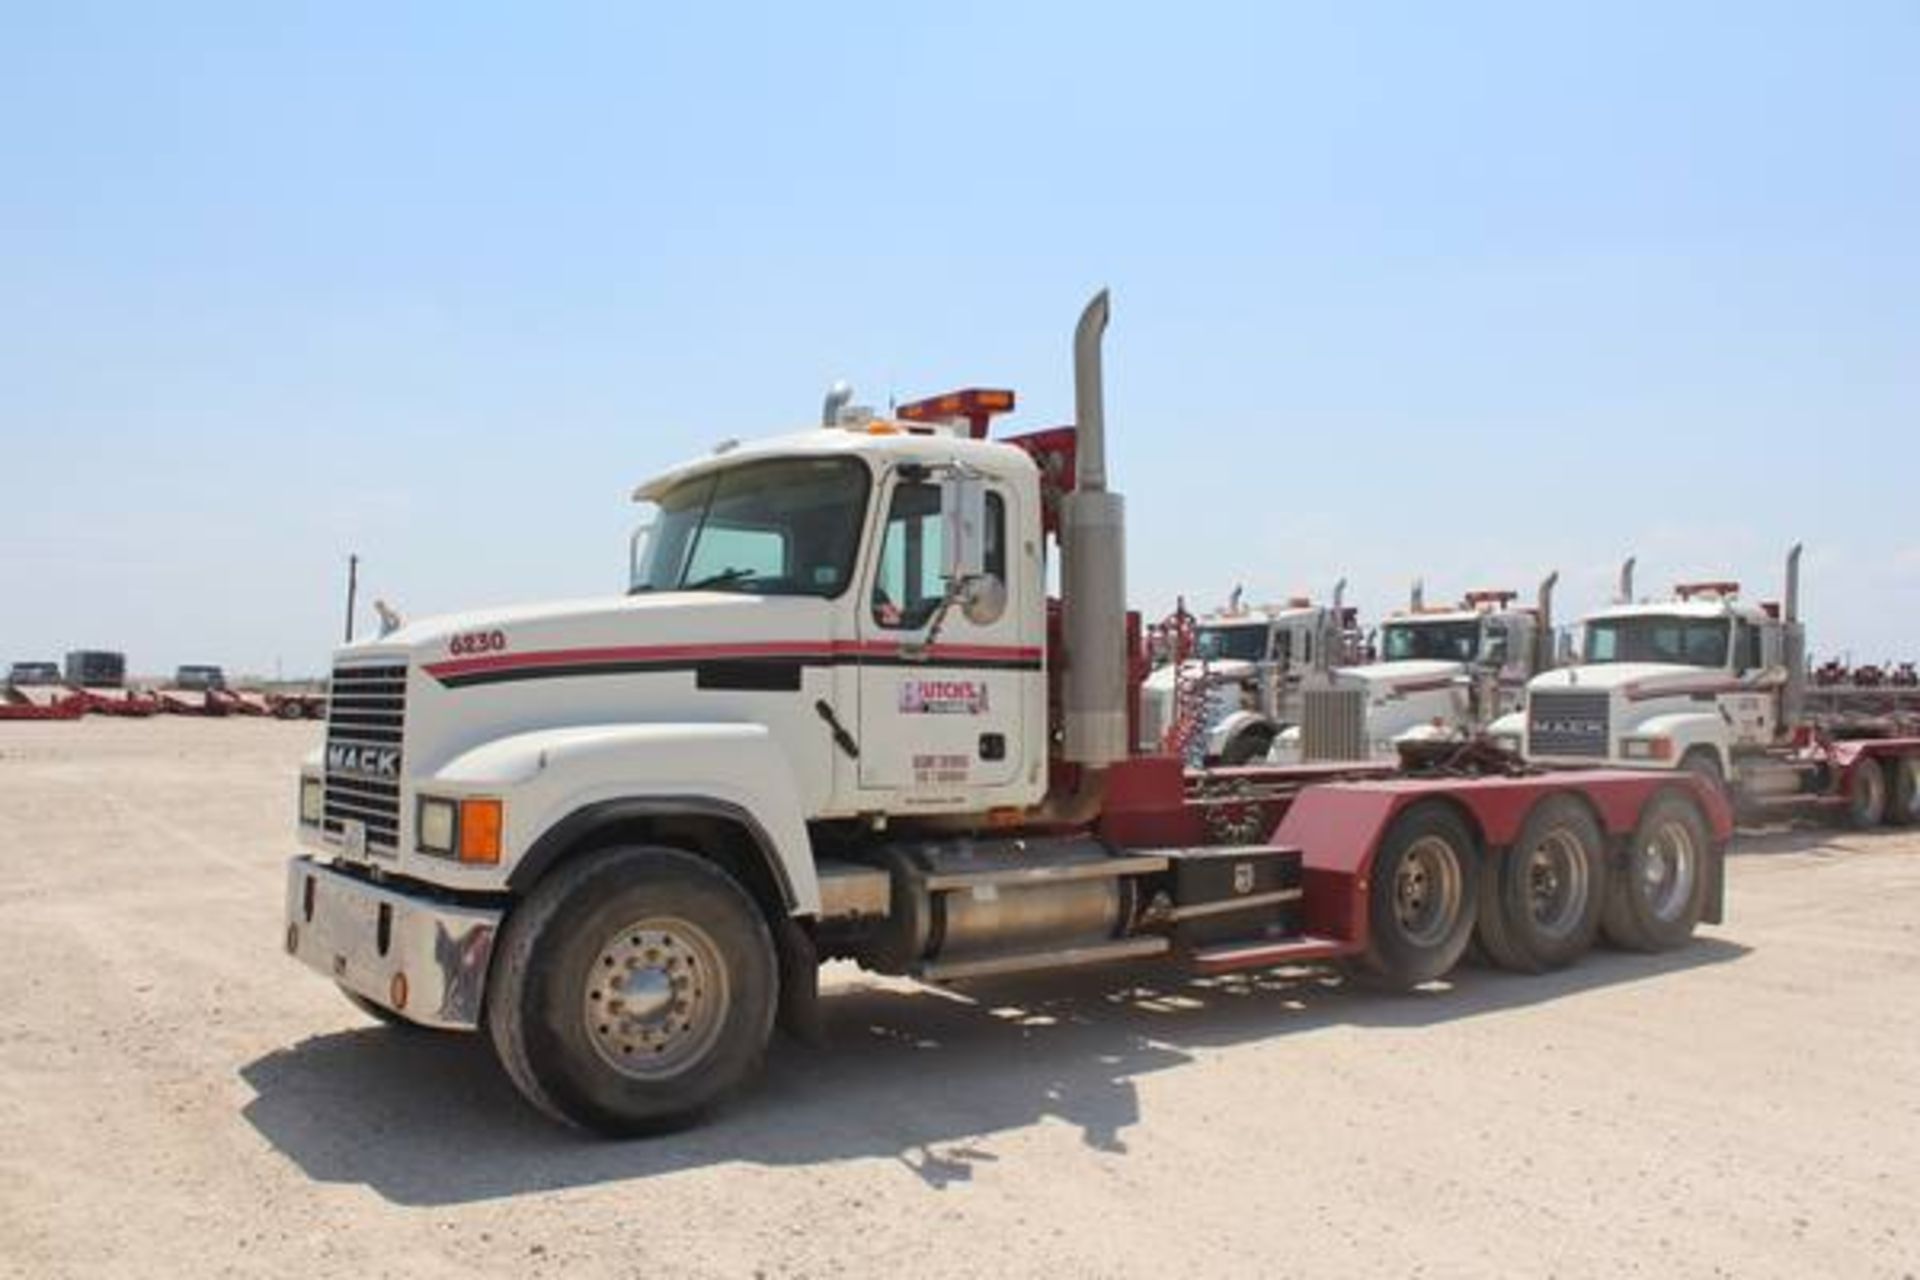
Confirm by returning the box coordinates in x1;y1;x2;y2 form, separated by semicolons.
1497;548;1920;827
1291;574;1559;762
1138;584;1359;765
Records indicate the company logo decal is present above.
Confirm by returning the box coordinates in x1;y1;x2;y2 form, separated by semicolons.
899;679;990;715
327;744;401;780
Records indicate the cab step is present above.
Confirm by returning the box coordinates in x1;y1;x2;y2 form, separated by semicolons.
1188;934;1353;975
915;935;1170;982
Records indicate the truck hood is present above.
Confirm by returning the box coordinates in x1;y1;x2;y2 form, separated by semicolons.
332;591;834;672
1530;663;1714;695
1333;659;1462;695
1141;657;1257;693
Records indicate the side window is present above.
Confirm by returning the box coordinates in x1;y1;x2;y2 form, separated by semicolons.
872;481;1006;630
1737;623;1764;672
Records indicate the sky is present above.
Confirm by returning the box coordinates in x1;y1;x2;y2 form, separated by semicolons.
2;2;1916;678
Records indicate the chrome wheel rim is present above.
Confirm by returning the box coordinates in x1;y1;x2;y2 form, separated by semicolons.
1393;836;1463;946
1638;820;1697;923
1525;829;1589;940
583;917;728;1080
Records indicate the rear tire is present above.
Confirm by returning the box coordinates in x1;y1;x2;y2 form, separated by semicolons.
1477;795;1607;973
486;845;778;1136
1357;803;1480;989
1602;792;1709;952
1883;756;1919;827
1844;759;1887;830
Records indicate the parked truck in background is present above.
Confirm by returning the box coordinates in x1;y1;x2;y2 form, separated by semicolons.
1138;585;1359;765
282;293;1729;1135
1289;575;1559;762
1497;548;1920;828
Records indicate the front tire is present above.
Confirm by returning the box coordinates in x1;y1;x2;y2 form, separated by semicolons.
486;846;778;1136
1219;725;1276;766
1602;792;1709;952
1357;802;1480;989
1476;795;1607;973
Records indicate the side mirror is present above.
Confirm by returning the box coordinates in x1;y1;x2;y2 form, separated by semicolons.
939;471;988;582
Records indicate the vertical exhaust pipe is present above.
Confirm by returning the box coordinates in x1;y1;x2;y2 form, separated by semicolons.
1616;556;1636;604
1410;578;1425;611
821;381;853;427
1061;289;1128;767
1782;543;1805;729
1535;571;1559;674
1325;577;1348;671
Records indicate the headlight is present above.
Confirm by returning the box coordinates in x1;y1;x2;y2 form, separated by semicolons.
299;776;324;825
1620;736;1673;761
416;795;504;863
417;796;458;855
1492;734;1522;755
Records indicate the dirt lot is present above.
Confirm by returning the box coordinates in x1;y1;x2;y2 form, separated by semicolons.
1;719;1916;1279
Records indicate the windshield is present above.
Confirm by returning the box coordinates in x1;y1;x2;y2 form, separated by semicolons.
1584;615;1729;668
1380;620;1481;663
631;457;870;598
1194;624;1268;663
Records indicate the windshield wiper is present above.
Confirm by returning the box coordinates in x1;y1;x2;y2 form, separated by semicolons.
682;567;759;591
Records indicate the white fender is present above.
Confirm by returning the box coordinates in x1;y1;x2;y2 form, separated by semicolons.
1620;711;1729;774
424;722;819;913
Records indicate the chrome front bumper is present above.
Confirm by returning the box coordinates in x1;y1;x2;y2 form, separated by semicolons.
283;856;502;1030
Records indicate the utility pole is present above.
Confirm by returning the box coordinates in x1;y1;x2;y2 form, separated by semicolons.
344;554;360;643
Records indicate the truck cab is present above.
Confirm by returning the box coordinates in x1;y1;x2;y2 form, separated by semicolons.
1307;579;1556;760
300;406;1049;879
1502;559;1793;785
7;661;62;688
1138;590;1356;765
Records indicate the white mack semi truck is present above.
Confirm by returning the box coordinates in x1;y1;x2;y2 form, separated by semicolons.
1497;550;1920;827
284;295;1731;1134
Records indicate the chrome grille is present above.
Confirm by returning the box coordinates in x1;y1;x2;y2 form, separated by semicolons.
323;663;406;852
1528;690;1609;758
1302;686;1367;761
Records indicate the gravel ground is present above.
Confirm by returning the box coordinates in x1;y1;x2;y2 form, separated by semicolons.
2;718;1916;1279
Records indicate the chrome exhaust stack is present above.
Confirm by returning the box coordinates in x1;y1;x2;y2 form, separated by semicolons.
1535;571;1559;674
1616;556;1636;604
1782;543;1806;728
1060;289;1128;767
1410;578;1425;611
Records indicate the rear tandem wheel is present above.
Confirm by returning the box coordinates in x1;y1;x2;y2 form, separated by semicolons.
1356;802;1481;990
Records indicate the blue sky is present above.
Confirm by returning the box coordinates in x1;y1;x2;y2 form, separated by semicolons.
3;2;1915;677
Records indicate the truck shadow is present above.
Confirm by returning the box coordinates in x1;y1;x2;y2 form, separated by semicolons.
238;936;1747;1206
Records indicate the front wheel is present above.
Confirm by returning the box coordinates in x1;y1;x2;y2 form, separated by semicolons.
1602;792;1709;952
1219;725;1276;766
1357;802;1480;989
486;846;778;1136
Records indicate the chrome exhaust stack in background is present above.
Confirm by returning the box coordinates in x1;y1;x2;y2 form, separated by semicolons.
821;381;853;427
1410;578;1425;611
1535;571;1559;674
1616;556;1636;604
1782;543;1806;728
1061;289;1128;768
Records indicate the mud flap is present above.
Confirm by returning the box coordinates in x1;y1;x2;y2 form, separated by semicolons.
1703;841;1726;926
773;915;826;1046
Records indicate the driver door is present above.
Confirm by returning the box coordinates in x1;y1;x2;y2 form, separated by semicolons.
855;468;1027;797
